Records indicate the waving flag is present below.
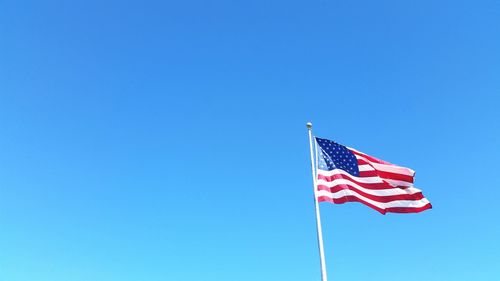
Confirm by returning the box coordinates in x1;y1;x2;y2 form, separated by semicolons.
315;137;432;214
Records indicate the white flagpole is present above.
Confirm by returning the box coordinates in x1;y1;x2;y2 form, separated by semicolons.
306;122;328;281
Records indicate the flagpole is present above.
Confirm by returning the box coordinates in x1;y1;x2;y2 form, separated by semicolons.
307;122;328;281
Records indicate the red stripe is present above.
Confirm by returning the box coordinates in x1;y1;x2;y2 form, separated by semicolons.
377;170;414;183
357;168;414;183
359;170;378;177
317;184;425;203
351;150;391;165
357;160;414;183
318;196;432;215
357;158;371;165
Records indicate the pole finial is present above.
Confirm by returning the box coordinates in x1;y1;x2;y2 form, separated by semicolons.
306;122;313;129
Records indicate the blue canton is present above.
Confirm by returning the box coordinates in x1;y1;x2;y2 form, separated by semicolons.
315;137;360;177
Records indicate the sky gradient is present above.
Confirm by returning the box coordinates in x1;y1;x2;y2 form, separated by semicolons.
1;1;499;280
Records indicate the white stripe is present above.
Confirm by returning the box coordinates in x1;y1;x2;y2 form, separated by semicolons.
317;189;430;209
317;169;383;184
316;178;422;196
358;164;374;172
354;154;415;177
384;179;414;188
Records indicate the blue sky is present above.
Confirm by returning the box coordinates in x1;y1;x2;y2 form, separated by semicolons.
1;0;499;280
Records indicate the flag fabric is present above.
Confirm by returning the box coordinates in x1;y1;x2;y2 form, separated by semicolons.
315;137;432;214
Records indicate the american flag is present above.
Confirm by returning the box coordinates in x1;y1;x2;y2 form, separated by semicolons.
315;137;432;214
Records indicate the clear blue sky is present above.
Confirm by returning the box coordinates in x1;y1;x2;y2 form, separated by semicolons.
1;1;499;280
